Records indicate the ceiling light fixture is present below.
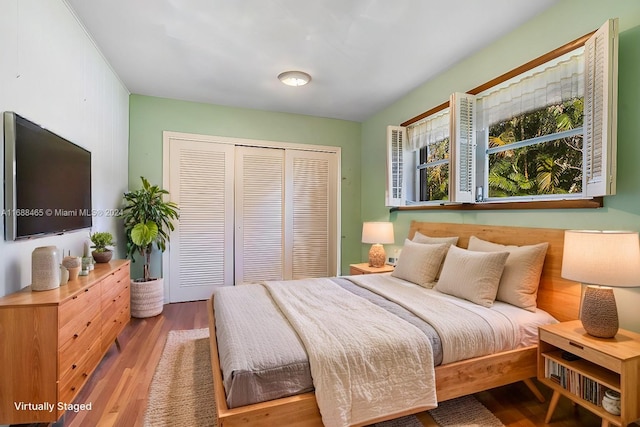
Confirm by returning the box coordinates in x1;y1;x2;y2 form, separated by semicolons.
278;71;311;87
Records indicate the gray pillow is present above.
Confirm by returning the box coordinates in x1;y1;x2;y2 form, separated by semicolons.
412;231;459;246
391;239;449;288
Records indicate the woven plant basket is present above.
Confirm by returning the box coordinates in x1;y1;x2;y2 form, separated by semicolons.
130;277;164;318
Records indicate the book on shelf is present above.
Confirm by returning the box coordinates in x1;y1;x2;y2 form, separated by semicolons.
544;356;605;406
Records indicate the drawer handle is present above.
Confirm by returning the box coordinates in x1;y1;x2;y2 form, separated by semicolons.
86;321;91;327
85;288;89;292
569;341;584;350
71;386;76;391
82;373;88;378
72;295;78;300
73;333;79;339
72;364;77;370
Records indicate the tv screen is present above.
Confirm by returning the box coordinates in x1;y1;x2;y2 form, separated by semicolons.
4;112;92;240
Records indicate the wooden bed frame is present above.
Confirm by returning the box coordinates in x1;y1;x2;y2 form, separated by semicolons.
207;221;580;426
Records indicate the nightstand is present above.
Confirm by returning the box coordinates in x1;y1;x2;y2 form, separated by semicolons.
349;263;394;275
538;320;640;427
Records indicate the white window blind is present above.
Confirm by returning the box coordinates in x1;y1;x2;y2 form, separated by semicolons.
450;92;476;202
407;108;450;151
476;53;585;129
584;18;618;197
386;126;407;207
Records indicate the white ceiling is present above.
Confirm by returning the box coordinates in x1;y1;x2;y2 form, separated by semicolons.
66;0;559;122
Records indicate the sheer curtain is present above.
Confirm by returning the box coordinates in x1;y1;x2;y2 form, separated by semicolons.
477;52;584;128
406;108;450;151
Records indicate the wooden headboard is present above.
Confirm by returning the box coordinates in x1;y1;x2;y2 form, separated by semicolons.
408;221;580;322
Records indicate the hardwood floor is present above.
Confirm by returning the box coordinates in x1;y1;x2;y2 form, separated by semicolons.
50;300;633;427
63;301;210;427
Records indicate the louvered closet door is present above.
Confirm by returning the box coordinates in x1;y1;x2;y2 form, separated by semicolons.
285;150;339;279
235;147;285;284
168;139;235;302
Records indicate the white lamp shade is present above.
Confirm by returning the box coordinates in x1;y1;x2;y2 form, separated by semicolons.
561;230;640;287
362;222;394;244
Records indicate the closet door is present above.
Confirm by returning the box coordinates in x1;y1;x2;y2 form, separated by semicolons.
168;139;234;302
285;150;339;279
234;146;285;284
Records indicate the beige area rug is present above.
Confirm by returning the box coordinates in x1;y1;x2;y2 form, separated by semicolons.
144;329;504;427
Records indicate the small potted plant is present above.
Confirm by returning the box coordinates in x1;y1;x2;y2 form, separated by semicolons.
90;231;115;263
121;177;179;318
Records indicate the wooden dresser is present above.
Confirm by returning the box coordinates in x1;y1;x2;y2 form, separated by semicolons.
0;260;130;424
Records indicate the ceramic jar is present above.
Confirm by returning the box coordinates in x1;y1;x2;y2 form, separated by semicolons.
60;265;69;285
602;389;621;415
62;256;82;281
32;246;60;291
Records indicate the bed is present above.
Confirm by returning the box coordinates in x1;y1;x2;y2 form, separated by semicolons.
207;221;581;427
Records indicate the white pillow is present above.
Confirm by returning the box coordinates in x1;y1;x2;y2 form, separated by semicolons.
412;231;459;246
391;239;449;288
467;236;548;312
435;245;509;307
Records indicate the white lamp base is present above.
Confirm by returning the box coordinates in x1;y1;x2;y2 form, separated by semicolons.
581;285;619;338
368;244;386;268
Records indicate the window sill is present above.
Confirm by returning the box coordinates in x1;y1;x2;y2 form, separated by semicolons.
390;197;603;212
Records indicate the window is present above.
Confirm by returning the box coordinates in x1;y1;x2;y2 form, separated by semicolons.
477;51;585;200
387;19;618;208
388;107;450;204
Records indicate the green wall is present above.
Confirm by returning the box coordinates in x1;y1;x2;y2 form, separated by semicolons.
129;95;362;276
129;0;640;332
361;0;640;332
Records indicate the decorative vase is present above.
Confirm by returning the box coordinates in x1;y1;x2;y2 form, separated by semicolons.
92;250;113;263
602;390;621;415
81;256;93;274
60;265;69;285
62;256;82;281
67;267;81;281
32;246;60;291
130;277;164;318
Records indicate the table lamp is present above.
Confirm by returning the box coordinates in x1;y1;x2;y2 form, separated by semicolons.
561;230;640;338
362;222;394;268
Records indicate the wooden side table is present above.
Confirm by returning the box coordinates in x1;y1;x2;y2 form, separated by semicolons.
349;263;394;275
538;320;640;427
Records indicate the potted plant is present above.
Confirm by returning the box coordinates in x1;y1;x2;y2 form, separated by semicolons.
90;231;115;263
121;176;179;318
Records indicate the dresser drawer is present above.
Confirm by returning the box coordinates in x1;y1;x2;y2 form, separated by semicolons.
58;339;102;404
59;311;100;379
102;266;130;297
59;284;100;328
102;300;130;353
59;296;100;349
101;288;128;323
102;279;130;311
539;329;622;372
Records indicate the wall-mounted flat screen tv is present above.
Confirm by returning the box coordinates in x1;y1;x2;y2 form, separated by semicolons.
4;112;92;240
